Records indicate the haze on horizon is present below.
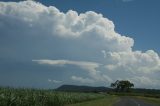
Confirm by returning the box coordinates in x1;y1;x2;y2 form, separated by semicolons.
0;0;160;89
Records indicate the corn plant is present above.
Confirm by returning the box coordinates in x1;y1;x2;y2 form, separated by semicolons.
0;87;106;106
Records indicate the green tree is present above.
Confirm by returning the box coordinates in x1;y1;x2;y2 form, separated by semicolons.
110;80;134;92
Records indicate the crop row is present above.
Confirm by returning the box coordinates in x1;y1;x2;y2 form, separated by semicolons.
0;87;105;106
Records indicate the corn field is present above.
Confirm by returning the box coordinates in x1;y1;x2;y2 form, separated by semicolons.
0;87;105;106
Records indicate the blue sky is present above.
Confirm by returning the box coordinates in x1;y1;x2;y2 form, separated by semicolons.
0;0;160;89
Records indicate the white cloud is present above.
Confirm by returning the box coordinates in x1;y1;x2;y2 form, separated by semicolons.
71;76;94;84
105;64;117;71
32;60;100;73
48;79;62;84
33;59;113;84
129;76;160;89
101;50;106;58
105;50;160;73
0;1;160;88
48;79;52;82
0;0;134;52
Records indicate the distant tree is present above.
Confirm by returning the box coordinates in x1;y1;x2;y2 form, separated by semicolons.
110;80;134;92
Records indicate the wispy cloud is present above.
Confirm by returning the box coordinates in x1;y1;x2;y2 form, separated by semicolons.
48;79;62;84
32;60;100;72
33;59;113;84
71;76;94;84
101;50;106;58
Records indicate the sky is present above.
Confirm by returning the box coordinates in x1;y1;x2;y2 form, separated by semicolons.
0;0;160;89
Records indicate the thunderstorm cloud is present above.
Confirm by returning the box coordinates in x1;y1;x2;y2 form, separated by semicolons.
0;1;160;88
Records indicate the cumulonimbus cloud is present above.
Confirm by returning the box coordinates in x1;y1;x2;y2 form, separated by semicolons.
0;1;160;88
0;0;134;52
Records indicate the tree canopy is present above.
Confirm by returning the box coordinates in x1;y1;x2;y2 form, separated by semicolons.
110;80;134;92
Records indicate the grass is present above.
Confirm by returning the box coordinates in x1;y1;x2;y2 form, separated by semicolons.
136;96;160;106
0;87;106;106
109;92;160;98
66;96;119;106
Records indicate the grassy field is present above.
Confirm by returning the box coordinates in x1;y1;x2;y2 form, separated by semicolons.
66;96;119;106
0;87;106;106
136;96;160;106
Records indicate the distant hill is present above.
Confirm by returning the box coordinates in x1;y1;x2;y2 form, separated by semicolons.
56;85;111;92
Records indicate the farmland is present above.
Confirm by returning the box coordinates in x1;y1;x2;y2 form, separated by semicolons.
1;86;160;106
0;87;106;106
